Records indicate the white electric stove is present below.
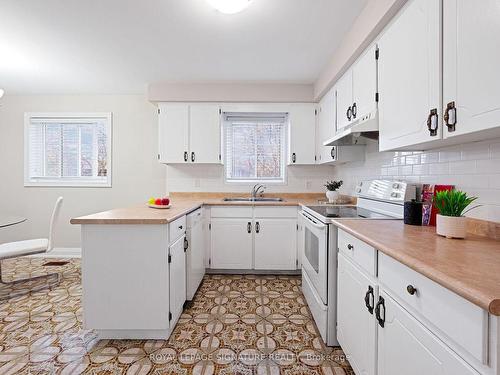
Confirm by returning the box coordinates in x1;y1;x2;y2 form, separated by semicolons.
299;179;417;346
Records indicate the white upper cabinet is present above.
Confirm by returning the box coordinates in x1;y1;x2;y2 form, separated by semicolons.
335;45;377;134
288;103;317;165
158;103;189;163
189;104;221;163
158;103;221;164
378;0;441;151
336;70;354;132
352;44;378;124
443;0;500;139
316;88;336;163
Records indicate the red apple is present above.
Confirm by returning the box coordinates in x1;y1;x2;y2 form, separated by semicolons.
161;198;170;206
155;198;162;205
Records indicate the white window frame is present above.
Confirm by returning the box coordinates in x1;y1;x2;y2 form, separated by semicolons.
222;113;288;185
24;112;112;187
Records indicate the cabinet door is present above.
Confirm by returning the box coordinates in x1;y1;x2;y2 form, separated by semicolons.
186;211;205;300
210;218;253;269
352;45;377;122
377;291;480;375
288;104;317;165
443;0;500;138
158;103;189;163
189;104;221;163
337;254;377;375
296;212;305;269
254;219;297;270
336;70;353;131
169;235;186;327
316;88;336;163
378;0;441;151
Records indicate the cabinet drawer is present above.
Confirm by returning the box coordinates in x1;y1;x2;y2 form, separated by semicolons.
210;206;253;218
169;215;186;244
254;206;297;218
378;252;488;364
338;229;376;276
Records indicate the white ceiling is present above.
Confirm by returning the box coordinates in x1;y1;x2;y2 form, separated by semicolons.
0;0;368;94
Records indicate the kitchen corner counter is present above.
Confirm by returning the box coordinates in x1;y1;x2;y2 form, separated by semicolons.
331;219;500;315
70;193;335;225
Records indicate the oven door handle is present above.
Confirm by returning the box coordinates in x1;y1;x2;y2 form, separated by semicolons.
299;211;326;230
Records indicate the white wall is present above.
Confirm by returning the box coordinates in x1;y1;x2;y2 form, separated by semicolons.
165;164;334;193
330;139;500;222
0;95;166;248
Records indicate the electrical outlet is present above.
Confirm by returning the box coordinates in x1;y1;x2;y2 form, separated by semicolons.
305;180;312;190
194;178;201;188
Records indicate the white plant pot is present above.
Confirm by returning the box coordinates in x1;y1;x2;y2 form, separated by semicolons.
436;214;467;239
326;190;339;203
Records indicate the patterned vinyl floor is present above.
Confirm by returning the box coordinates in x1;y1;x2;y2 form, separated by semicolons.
0;258;353;374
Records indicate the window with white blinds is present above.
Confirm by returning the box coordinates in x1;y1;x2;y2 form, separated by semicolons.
223;113;287;183
24;113;112;187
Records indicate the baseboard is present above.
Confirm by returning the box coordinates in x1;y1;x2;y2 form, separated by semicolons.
29;247;81;258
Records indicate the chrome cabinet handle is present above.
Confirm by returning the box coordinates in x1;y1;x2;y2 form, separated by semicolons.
444;101;456;132
427;108;438;136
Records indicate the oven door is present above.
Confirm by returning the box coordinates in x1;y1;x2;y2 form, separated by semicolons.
299;210;328;304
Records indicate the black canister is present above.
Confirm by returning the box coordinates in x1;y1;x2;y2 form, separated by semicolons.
404;200;423;226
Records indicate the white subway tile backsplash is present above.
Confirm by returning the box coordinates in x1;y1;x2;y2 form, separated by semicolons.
330;138;500;222
429;163;450;175
449;160;476;174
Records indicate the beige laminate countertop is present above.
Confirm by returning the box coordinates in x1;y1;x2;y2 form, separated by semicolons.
332;219;500;316
70;193;333;225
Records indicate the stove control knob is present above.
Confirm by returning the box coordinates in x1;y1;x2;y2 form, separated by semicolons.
391;192;399;198
392;183;400;189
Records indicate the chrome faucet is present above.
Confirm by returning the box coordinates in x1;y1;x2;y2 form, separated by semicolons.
251;184;266;199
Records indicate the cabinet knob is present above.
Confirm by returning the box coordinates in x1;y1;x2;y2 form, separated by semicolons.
406;285;418;295
178;225;183;230
347;244;354;250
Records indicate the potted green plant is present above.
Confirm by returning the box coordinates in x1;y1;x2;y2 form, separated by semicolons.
434;190;478;239
325;180;343;203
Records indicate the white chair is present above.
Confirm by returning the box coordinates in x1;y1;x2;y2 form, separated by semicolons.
0;197;63;299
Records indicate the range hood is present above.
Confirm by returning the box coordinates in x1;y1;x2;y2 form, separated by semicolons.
323;109;379;146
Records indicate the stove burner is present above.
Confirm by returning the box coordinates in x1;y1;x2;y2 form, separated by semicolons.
305;206;394;219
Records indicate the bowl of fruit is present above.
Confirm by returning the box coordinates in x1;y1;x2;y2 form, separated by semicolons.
148;197;171;209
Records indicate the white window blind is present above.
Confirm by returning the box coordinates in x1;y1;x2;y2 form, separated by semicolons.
25;113;112;187
223;113;287;183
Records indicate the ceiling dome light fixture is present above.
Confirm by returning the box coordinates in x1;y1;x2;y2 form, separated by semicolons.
206;0;252;14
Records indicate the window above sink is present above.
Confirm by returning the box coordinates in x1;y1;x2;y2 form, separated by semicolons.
222;112;287;184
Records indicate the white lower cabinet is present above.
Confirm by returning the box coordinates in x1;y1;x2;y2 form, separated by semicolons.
377;291;479;375
210;206;297;270
336;229;494;375
254;219;297;270
337;254;377;375
169;235;186;327
210;218;253;269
